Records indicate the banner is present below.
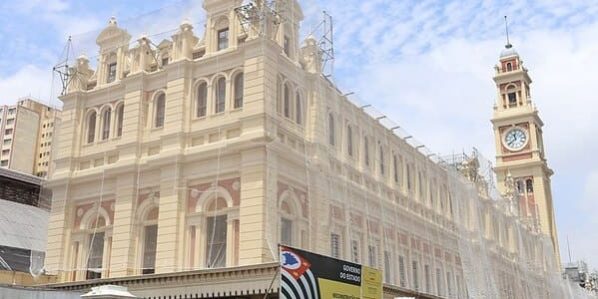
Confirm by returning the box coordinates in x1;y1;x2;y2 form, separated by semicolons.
279;245;382;299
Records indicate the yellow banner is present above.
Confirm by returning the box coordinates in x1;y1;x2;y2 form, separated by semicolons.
361;266;383;299
319;277;361;299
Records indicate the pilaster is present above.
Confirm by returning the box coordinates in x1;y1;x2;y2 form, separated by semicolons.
109;173;138;277
155;163;183;273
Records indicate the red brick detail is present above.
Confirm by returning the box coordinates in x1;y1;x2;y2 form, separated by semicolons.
188;178;241;213
277;181;309;218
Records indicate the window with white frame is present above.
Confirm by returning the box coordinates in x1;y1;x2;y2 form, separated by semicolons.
115;104;124;137
142;224;158;274
347;125;354;157
331;233;341;258
196;82;208;117
399;255;407;287
101;108;111;140
281;218;293;246
368;245;377;268
436;267;444;297
351;239;360;263
214;77;226;113
217;28;229;51
85;215;110;280
86;231;105;279
107;62;117;83
283;83;291;118
140;206;159;275
205;197;228;268
86;111;96;144
384;251;392;283
295;92;302;125
233;73;244;109
154;93;165;128
424;264;431;293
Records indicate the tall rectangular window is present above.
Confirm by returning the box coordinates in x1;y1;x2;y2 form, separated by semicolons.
215;77;226;113
399;256;407;287
508;92;517;106
384;251;391;283
281;218;293;246
424;264;431;293
107;63;117;83
436;268;444;296
217;28;229;51
412;260;419;291
330;233;341;258
206;215;227;268
142;225;158;274
86;232;105;279
351;240;360;263
446;271;453;297
283;35;291;57
368;245;377;268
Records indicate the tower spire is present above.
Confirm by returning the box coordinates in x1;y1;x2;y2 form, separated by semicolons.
504;16;512;49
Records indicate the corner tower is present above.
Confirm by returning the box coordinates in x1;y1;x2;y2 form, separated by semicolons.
491;42;560;264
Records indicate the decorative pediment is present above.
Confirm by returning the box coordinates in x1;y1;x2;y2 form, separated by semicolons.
96;17;131;51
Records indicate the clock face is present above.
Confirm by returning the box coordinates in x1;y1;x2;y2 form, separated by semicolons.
504;128;528;151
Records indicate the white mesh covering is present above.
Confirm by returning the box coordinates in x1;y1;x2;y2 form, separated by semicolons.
30;1;595;298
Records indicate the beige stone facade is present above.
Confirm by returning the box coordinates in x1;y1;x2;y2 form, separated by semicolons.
45;1;567;298
0;98;61;178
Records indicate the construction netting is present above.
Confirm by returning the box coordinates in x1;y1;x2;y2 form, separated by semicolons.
4;1;592;299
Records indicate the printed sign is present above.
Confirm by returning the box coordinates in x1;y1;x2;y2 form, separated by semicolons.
280;245;382;299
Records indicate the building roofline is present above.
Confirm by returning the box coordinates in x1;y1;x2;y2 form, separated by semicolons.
0;167;43;185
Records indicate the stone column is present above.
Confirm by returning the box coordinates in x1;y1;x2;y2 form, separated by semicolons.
154;163;183;273
238;148;271;265
108;174;138;277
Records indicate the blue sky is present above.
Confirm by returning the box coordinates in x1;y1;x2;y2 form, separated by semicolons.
0;0;597;268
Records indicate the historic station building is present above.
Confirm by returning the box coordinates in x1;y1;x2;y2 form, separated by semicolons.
44;1;570;298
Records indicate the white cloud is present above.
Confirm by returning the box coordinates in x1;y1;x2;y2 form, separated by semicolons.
0;65;56;106
303;0;598;268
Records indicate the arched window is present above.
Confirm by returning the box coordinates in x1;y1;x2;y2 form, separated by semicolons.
154;93;165;128
328;113;335;146
283;83;291;118
295;92;302;125
140;207;159;275
85;214;109;280
115;104;124;137
233;73;244;109
214;77;226;113
379;146;385;175
506;62;512;72
280;199;294;246
205;197;228;268
87;111;96;144
196;82;207;117
347;125;353;157
101;108;111;140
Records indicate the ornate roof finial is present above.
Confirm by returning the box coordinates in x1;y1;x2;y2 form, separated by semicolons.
108;16;117;26
504;16;512;49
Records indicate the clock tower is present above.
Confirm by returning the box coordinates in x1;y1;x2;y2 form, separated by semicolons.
491;42;561;265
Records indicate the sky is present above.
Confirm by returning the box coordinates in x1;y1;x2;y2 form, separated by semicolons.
0;0;597;268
